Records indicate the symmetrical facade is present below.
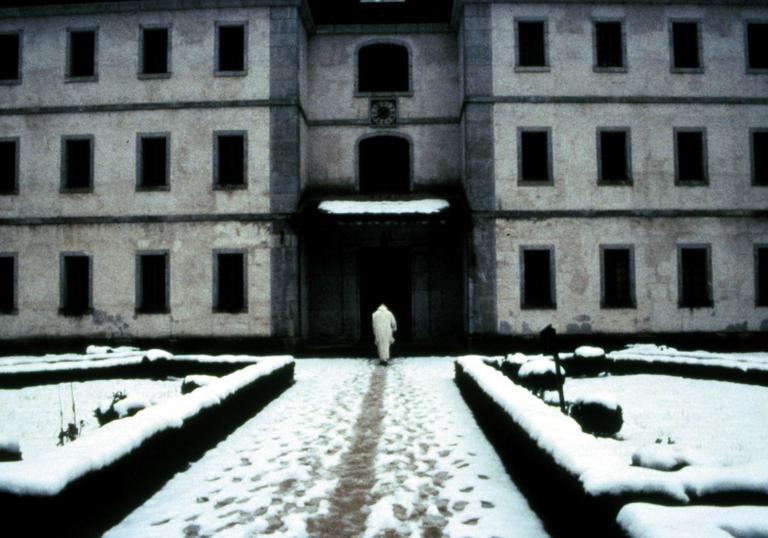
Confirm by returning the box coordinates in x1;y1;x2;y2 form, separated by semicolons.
0;0;766;350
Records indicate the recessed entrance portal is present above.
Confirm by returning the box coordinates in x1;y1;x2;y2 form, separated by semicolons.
359;247;412;342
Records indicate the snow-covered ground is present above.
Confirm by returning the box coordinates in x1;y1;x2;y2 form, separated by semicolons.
617;503;768;538
607;344;768;372
0;379;180;460
106;358;550;538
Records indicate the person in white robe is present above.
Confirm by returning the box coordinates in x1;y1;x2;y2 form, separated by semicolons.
372;304;397;364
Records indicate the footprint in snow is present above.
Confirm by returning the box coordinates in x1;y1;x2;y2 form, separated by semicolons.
462;517;480;526
481;500;495;508
478;474;490;480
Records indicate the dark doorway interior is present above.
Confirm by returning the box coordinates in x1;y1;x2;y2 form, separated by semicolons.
359;136;410;194
359;247;412;342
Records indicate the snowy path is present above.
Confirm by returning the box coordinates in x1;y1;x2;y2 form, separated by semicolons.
106;358;549;538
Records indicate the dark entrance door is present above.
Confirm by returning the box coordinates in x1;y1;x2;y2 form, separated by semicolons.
359;247;412;342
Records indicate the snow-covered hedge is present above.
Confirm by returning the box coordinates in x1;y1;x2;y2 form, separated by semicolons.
617;503;768;538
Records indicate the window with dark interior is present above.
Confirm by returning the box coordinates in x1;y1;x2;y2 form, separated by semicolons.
0;256;15;314
215;252;246;313
0;139;18;194
138;134;169;189
61;254;90;316
752;130;768;185
516;20;547;68
359;135;410;194
68;29;96;79
675;129;707;184
747;23;768;70
671;22;701;70
62;137;93;191
216;24;246;73
519;129;551;183
137;253;168;313
598;129;630;183
214;132;246;187
679;246;712;308
0;32;20;81
140;27;169;76
602;247;635;308
594;21;624;69
522;248;555;309
757;247;768;306
358;43;409;92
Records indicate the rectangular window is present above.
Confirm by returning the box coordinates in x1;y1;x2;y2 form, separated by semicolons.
60;254;90;316
137;253;169;313
597;129;631;184
752;130;768;186
137;133;169;190
594;21;625;70
68;29;97;79
140;27;170;76
678;246;712;308
746;22;768;71
61;136;94;191
214;131;247;188
0;138;18;195
601;247;635;308
670;21;702;71
0;32;21;82
757;246;768;307
216;23;246;74
675;129;707;185
519;129;551;184
521;247;556;309
516;20;547;68
214;251;247;313
0;255;16;314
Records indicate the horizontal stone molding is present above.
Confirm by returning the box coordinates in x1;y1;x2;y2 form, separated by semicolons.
0;99;294;117
305;116;460;127
0;213;291;226
477;209;768;219
467;95;768;107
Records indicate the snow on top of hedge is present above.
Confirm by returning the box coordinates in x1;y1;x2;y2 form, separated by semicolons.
318;199;450;215
574;346;605;358
609;345;768;372
617;503;768;538
518;358;558;378
571;392;619;411
0;356;293;496
456;356;768;502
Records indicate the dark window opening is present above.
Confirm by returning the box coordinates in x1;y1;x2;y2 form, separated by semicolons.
517;21;546;67
138;254;168;313
69;30;96;78
217;25;245;72
141;28;169;75
758;247;768;306
0;140;17;194
671;22;700;69
359;135;410;194
679;247;711;308
63;138;92;190
603;248;634;308
676;131;706;183
0;33;20;81
215;134;246;186
522;249;555;308
753;131;768;185
599;131;629;182
215;253;246;312
139;136;168;188
358;43;409;92
520;131;550;182
61;255;90;315
0;257;15;313
747;23;768;70
595;22;624;68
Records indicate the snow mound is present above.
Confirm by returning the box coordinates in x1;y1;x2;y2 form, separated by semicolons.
86;345;139;355
572;392;619;411
519;358;562;378
113;396;148;418
144;349;172;360
181;375;218;394
318;199;450;215
632;445;694;472
506;352;550;366
575;346;605;358
617;503;768;538
0;437;20;454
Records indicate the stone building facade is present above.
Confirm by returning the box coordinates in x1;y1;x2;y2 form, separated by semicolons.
0;0;766;351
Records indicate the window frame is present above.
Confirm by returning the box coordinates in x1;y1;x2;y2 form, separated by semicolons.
668;19;704;74
756;244;768;307
136;132;171;191
592;19;627;73
0;136;19;195
356;131;413;194
354;40;413;97
600;244;636;309
517;127;553;186
673;127;709;186
213;130;248;190
514;18;550;72
745;20;768;74
520;245;557;310
59;252;92;317
596;127;633;185
138;24;172;80
677;243;713;309
212;249;248;314
0;30;22;85
135;250;170;315
66;26;99;83
60;135;95;193
750;128;768;186
214;21;248;77
0;253;18;315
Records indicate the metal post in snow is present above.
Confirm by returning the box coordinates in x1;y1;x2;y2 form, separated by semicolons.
540;324;566;413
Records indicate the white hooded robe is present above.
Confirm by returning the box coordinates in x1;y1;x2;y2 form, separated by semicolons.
372;304;397;361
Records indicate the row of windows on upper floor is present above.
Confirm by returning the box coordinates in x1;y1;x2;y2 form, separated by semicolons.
1;128;766;196
1;244;767;316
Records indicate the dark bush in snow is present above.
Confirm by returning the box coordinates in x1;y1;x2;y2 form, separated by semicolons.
563;346;607;377
569;395;623;437
517;359;564;396
0;439;21;461
181;375;218;395
94;391;147;426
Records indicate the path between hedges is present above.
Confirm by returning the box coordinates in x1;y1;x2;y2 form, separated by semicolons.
105;358;549;538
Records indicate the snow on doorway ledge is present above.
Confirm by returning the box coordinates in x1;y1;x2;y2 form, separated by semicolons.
318;199;450;215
